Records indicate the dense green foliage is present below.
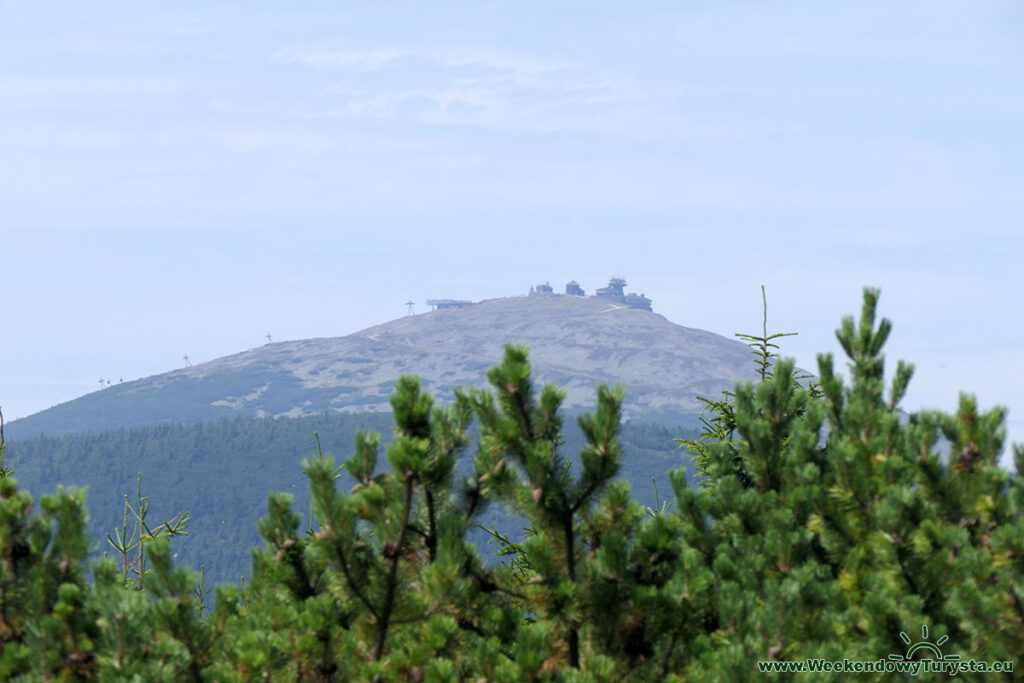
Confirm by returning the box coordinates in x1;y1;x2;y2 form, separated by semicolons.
1;289;1022;680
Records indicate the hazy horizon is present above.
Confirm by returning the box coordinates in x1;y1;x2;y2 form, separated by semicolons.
3;2;1022;464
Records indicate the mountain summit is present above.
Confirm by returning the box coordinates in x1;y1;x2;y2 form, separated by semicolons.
11;294;757;438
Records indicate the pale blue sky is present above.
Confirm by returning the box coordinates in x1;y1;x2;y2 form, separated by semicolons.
3;2;1023;462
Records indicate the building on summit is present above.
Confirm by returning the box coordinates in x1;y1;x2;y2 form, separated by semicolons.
528;277;652;311
622;292;653;311
595;277;652;311
428;278;651;312
595;277;627;299
426;299;473;311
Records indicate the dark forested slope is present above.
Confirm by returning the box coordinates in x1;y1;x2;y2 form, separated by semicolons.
6;411;695;585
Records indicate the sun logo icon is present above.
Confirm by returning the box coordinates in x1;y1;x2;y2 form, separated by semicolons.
888;625;961;664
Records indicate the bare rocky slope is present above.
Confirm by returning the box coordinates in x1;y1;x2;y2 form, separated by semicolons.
11;295;759;438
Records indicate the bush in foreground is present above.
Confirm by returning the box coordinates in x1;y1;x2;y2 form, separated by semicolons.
1;288;1021;681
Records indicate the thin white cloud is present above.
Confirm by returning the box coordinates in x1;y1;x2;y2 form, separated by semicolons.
273;48;414;72
275;46;643;134
116;19;213;37
273;46;577;76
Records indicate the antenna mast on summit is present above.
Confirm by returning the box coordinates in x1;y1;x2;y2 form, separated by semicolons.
183;355;191;367
405;300;415;315
266;332;273;343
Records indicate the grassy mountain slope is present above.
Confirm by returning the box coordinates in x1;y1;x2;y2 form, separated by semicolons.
10;295;754;438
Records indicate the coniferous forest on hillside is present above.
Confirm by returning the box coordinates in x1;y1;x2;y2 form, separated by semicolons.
2;289;1022;680
6;412;693;586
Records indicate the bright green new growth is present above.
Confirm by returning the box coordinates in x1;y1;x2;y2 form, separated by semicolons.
105;472;190;590
1;288;1022;681
0;406;11;479
679;285;817;488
